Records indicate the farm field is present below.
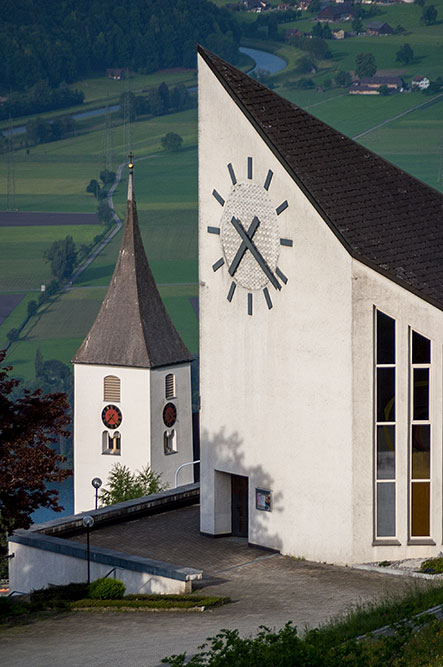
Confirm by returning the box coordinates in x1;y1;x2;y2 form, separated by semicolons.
2;8;443;385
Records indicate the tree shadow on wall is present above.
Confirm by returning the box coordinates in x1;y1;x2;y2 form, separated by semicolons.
200;426;284;555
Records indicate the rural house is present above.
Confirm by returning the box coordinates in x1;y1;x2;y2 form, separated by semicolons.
366;21;393;35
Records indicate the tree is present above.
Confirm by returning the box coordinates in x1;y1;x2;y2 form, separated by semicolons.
99;169;116;187
0;351;71;548
161;132;183;152
6;328;19;343
379;84;389;96
99;463;166;506
355;52;377;78
352;18;363;34
27;300;38;318
86;179;101;199
396;43;414;65
44;235;77;283
296;56;316;75
422;5;438;25
335;70;353;88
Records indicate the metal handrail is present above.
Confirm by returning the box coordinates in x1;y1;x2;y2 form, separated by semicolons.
174;460;200;488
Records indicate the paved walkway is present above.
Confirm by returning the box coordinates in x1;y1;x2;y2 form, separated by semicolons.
0;505;429;666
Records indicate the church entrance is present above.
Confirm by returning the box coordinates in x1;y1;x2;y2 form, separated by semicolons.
231;474;249;537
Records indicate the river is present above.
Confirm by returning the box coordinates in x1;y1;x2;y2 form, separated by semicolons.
239;47;287;75
4;48;286;138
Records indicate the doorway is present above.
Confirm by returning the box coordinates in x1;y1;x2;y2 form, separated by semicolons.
231;474;249;537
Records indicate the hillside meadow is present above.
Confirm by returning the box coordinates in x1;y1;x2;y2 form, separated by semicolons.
1;14;442;381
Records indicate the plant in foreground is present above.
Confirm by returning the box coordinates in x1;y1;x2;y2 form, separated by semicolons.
89;577;125;600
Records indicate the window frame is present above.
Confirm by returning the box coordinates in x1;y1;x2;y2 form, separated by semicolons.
374;308;397;541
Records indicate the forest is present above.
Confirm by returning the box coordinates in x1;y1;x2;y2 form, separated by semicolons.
0;0;240;91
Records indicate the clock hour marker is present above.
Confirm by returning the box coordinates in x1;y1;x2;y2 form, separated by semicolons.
264;170;273;191
280;238;293;247
248;293;253;316
276;200;288;215
247;157;253;180
227;163;237;185
263;287;273;310
227;282;236;302
276;267;288;284
212;257;224;272
212;189;225;207
207;226;220;235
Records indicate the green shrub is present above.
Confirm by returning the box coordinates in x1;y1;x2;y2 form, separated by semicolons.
30;582;89;603
420;557;443;574
0;596;29;618
89;577;125;600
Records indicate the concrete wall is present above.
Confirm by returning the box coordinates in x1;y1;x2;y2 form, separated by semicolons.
198;54;355;563
351;260;443;563
150;364;194;488
9;536;200;595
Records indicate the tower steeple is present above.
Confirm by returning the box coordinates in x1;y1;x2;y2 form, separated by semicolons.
73;156;192;369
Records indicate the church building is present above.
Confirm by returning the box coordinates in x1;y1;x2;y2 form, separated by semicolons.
73;160;194;512
198;47;443;564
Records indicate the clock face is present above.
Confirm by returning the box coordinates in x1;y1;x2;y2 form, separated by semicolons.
209;158;292;315
163;402;177;428
101;404;122;429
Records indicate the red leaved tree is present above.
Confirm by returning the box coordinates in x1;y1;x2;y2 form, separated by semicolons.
0;351;72;552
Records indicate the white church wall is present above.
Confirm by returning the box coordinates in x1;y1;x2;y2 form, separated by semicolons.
351;260;443;563
74;363;151;513
150;364;194;488
199;55;356;563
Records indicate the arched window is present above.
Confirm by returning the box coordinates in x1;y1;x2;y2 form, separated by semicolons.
102;431;121;455
164;429;177;455
104;375;120;402
165;373;175;399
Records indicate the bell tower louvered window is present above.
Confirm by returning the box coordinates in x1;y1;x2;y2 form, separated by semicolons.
104;375;120;402
165;373;175;399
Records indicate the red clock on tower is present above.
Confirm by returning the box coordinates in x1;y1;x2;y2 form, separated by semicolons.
163;402;177;428
101;404;123;429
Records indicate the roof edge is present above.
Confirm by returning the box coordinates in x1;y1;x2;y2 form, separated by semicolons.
197;45;443;314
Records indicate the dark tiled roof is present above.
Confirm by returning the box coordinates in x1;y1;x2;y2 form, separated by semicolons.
198;46;443;310
73;170;192;369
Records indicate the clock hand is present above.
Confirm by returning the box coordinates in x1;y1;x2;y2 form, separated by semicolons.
231;216;281;291
228;216;260;277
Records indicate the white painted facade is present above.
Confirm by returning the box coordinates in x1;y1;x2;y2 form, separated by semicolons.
198;54;443;564
74;362;193;513
9;541;196;595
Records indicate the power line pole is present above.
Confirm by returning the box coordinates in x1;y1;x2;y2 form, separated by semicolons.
122;80;132;157
438;136;443;187
7;116;16;211
103;103;114;172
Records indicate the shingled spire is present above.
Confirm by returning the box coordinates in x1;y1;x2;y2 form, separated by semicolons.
73;156;192;368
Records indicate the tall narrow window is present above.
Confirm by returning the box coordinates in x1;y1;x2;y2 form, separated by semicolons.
104;375;120;402
410;330;431;537
165;373;175;399
102;431;121;455
164;429;177;454
375;310;396;538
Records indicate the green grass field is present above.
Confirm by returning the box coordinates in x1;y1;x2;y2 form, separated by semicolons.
1;224;101;291
1;5;442;382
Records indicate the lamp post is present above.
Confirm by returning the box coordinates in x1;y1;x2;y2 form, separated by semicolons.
91;477;102;510
82;515;94;585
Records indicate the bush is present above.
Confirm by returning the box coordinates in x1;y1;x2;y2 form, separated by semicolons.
30;582;89;603
420;557;443;574
89;577;125;600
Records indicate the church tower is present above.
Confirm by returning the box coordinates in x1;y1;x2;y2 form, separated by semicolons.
73;157;194;512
